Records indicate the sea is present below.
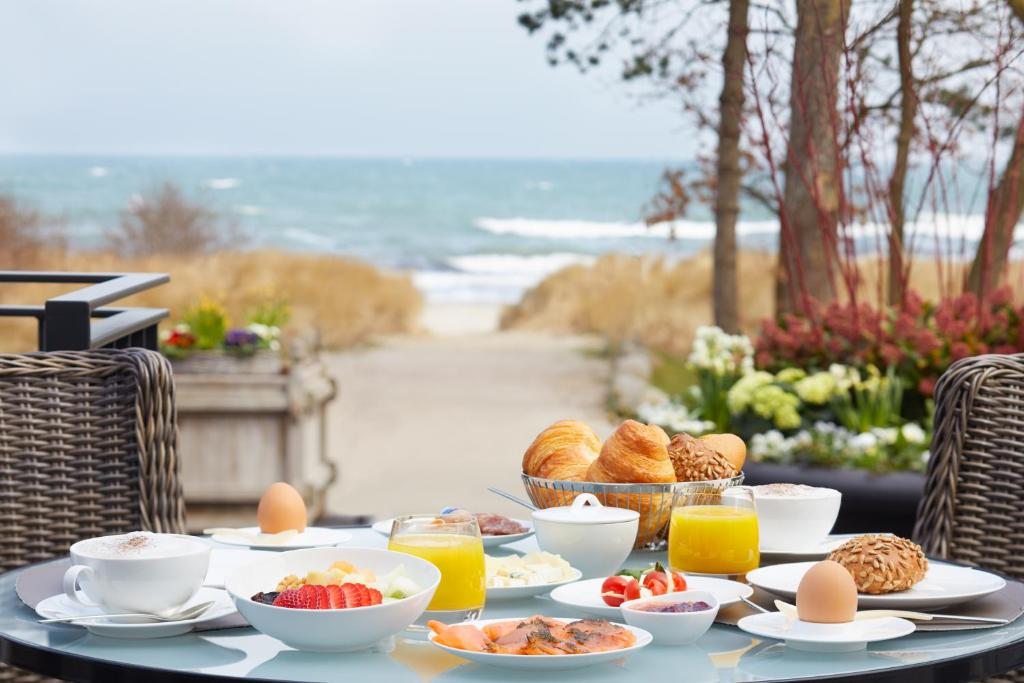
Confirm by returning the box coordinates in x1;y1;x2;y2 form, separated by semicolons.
0;156;997;303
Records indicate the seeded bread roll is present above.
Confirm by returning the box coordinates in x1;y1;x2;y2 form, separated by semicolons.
668;433;738;482
827;535;928;594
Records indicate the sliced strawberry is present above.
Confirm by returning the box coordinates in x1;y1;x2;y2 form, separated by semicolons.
272;589;304;609
340;583;361;607
326;584;345;609
367;587;383;606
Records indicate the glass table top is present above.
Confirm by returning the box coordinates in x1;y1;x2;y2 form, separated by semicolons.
1;528;1022;682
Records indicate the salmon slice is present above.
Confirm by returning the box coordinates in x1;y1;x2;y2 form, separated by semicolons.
492;616;585;655
564;619;637;652
482;620;525;641
427;621;494;652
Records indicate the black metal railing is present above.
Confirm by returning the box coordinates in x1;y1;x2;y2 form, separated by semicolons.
0;272;169;351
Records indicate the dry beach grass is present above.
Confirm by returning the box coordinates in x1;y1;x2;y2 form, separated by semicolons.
0;249;423;352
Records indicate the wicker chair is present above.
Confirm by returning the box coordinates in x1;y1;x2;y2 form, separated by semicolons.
915;353;1024;683
0;348;184;682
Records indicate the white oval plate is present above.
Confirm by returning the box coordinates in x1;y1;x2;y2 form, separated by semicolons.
211;527;352;550
372;518;534;548
549;576;753;620
738;612;915;652
759;534;862;561
746;561;1006;610
487;569;582;601
428;617;651;670
36;587;236;639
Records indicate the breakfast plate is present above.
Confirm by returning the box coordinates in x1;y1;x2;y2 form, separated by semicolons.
487;569;583;601
372;518;534;548
737;612;916;652
549;576;753;620
428;617;652;670
759;534;862;561
36;587;236;639
209;527;352;550
746;561;1007;610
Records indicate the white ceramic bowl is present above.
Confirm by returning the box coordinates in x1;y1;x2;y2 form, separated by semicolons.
748;485;841;551
531;494;639;579
226;547;440;652
620;590;720;645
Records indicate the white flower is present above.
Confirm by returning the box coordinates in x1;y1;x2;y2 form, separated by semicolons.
849;432;879;452
871;427;899;446
901;423;927;444
687;326;755;376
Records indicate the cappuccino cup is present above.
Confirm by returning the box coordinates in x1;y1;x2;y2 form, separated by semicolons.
750;484;842;551
62;532;210;614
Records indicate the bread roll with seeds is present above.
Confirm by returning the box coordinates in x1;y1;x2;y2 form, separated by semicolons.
827;534;928;594
668;433;738;482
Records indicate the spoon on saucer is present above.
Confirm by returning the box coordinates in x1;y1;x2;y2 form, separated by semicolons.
40;601;215;624
486;487;538;511
773;600;1008;624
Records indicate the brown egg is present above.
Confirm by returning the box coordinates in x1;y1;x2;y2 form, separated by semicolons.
257;482;308;533
700;433;747;471
796;560;858;624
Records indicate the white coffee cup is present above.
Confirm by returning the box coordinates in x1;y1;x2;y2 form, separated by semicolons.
62;532;210;614
749;484;842;551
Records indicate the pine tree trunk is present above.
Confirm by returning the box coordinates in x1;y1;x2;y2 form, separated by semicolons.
887;0;916;306
966;111;1024;296
713;0;749;333
776;0;849;315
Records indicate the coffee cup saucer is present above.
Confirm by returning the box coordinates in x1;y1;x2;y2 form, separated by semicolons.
35;587;236;639
759;534;862;561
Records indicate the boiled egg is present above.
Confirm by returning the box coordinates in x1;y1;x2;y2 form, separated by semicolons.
700;433;747;471
796;560;857;623
257;482;308;533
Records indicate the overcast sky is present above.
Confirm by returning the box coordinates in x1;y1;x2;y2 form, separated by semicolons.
0;0;693;159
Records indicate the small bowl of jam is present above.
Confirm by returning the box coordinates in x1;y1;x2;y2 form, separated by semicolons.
621;590;720;645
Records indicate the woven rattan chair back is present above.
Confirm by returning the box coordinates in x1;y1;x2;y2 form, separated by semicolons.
914;353;1024;683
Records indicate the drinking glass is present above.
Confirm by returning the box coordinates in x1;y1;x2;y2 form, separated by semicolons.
668;486;759;577
388;512;485;624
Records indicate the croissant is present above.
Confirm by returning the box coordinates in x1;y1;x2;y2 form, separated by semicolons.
522;420;601;481
586;420;675;484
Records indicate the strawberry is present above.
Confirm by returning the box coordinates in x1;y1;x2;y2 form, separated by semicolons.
326;584;345;609
341;583;362;607
367;587;383;606
300;584;330;609
273;589;311;609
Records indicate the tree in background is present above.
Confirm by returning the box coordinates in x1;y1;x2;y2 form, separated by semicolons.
106;182;235;257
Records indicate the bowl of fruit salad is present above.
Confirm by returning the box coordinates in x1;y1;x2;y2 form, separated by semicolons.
226;547;440;652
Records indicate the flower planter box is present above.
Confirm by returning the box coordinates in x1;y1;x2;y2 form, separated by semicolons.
743;461;926;539
171;351;337;532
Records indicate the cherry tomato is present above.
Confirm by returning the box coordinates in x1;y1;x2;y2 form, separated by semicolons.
641;573;668;595
644;565;687;593
623;578;642;601
600;576;632;607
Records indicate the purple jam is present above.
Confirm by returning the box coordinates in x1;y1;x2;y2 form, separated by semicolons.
632;600;712;613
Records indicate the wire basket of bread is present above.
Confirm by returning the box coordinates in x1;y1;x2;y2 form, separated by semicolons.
521;419;747;550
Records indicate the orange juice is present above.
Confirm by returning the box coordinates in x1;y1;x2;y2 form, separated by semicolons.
388;533;485;611
668;505;759;574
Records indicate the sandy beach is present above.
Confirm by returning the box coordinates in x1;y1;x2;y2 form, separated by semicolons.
324;302;616;521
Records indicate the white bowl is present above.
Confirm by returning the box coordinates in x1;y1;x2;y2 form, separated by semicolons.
531;494;639;579
620;590;720;645
749;485;841;551
226;547;440;652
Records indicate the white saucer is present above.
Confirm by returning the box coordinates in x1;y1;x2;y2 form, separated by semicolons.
428;617;652;670
549;576;752;620
737;612;915;652
486;569;582;601
210;527;352;550
372;518;534;548
746;561;1007;610
36;587;236;639
759;534;859;560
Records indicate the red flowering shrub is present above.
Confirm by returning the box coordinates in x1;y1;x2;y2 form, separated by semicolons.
755;287;1024;401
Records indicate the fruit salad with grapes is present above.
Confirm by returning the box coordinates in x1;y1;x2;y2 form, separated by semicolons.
251;560;422;610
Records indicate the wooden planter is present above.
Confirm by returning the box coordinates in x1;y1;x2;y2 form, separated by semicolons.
171;350;338;531
743;461;926;539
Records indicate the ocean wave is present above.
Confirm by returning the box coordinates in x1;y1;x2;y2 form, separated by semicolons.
235;204;264;216
449;252;594;275
88;166;108;178
474;214;1006;244
203;177;241;190
414;252;595;303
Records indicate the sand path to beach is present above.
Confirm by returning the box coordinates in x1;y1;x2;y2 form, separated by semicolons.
323;304;615;520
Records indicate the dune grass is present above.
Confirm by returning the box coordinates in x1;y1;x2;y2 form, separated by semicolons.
500;251;1024;356
0;250;423;352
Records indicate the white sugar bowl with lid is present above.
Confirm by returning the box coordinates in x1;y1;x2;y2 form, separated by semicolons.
531;493;639;578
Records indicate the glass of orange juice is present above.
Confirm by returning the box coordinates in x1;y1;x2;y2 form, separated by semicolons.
388;512;485;624
668;487;759;576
